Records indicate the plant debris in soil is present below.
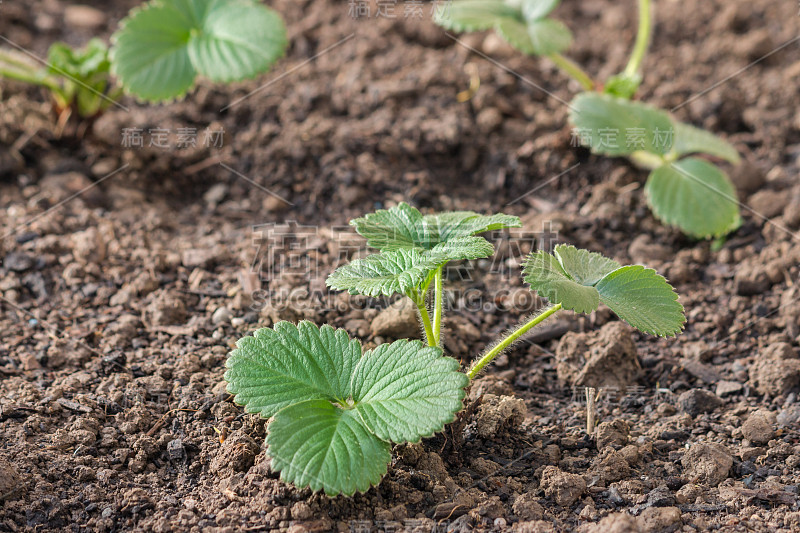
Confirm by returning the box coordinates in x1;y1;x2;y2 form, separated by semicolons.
2;0;800;531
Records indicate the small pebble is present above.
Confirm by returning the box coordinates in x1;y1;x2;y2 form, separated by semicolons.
211;307;232;325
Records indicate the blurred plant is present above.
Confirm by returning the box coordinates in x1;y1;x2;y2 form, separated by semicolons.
110;0;287;102
0;0;287;122
435;0;742;239
224;204;685;495
0;38;119;120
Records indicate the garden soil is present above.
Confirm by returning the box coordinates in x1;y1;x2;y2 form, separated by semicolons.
2;0;800;531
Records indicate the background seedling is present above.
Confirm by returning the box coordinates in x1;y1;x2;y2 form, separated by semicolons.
225;204;685;496
0;0;287;122
0;39;120;121
434;0;742;239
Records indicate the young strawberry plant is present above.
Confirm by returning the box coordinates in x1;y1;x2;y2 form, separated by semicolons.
434;0;742;239
0;0;286;118
327;202;522;347
0;39;120;119
224;204;685;496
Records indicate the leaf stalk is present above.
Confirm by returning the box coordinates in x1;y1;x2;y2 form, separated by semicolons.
547;53;595;91
623;0;652;79
467;303;562;380
432;266;444;347
410;289;437;347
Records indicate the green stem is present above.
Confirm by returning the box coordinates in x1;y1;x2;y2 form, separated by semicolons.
432;266;444;347
410;290;436;347
0;66;60;92
623;0;652;79
467;303;562;380
547;53;595;91
0;49;40;72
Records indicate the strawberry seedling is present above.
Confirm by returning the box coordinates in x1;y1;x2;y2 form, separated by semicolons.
327;202;521;347
434;0;742;239
224;204;685;495
0;39;120;120
0;0;287;119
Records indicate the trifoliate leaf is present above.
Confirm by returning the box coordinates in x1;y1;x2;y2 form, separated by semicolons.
672;122;741;165
595;265;685;337
522;250;600;314
350;202;520;252
326;249;443;298
522;247;684;337
225;322;468;496
645;157;740;238
431;236;495;261
225;322;360;417
351;339;469;443
111;0;287;102
432;0;520;32
521;0;562;21
569;92;675;156
553;244;621;286
267;400;391;496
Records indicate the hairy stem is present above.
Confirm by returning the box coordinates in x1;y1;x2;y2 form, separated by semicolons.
623;0;652;79
467;303;562;380
410;290;436;347
547;53;595;91
432;266;444;347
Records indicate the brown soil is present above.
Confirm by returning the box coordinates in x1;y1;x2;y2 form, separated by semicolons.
2;0;800;531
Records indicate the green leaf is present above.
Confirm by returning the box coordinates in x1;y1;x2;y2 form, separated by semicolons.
430;236;495;261
595;265;685;337
522;250;600;314
225;322;360;417
110;1;197;101
267;400;391;496
521;0;561;21
527;19;572;55
187;0;287;82
424;211;521;242
492;8;570;56
553;244;620;286
226;322;468;495
111;0;287;102
352;339;468;443
494;17;536;53
350;202;520;252
569;92;675;156
522;247;685;336
433;0;521;32
350;203;430;251
645;157;740;238
672;122;741;165
48;39;110;79
326;249;443;298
